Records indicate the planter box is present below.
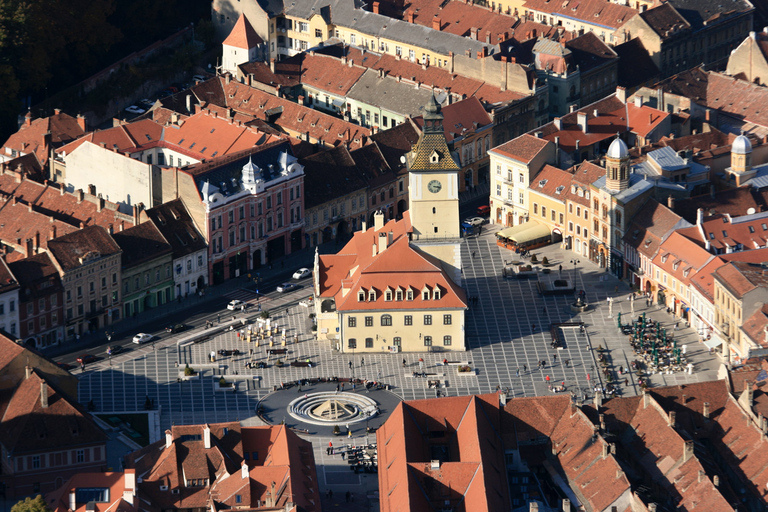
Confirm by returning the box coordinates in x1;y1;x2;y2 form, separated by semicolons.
456;367;476;376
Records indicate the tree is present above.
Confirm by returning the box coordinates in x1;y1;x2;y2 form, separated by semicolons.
11;495;52;512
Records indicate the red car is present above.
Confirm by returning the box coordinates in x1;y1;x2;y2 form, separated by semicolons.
476;205;490;216
76;354;97;365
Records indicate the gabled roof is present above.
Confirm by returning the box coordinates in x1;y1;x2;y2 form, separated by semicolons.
46;471;138;512
490;133;551;164
57;119;163;156
301;145;367;209
0;371;108;454
638;2;690;39
223;14;263;49
3;111;85;165
47;225;121;272
143;199;207;259
623;198;688;257
367;119;421;172
614;38;660;89
518;0;637;30
713;260;768;298
565;31;618;74
705;72;768;128
112;221;172;269
529;165;573;202
666;0;753;30
652;231;712;286
742;304;768;348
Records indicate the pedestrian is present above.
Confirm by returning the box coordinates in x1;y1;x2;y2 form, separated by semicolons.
565;359;570;368
532;323;536;332
553;354;557;363
345;491;351;503
542;306;547;315
348;430;352;438
472;251;476;258
559;264;562;274
217;313;220;324
335;383;340;393
545;375;550;383
624;378;629;386
361;357;365;366
402;358;407;367
326;489;330;498
329;441;333;455
523;364;527;372
516;368;520;377
348;361;352;369
341;383;345;392
329;489;333;499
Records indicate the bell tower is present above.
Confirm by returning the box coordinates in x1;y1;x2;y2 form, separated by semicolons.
605;136;630;192
407;94;462;283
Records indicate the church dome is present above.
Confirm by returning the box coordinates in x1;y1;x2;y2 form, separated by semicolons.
606;137;629;159
732;134;752;155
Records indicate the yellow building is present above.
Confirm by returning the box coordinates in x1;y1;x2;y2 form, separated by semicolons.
528;164;572;244
313;97;467;353
564;161;603;258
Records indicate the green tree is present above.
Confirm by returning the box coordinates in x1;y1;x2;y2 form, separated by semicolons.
11;495;52;512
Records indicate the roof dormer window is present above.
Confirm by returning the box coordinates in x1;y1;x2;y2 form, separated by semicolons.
433;286;441;300
358;290;365;302
422;286;430;301
385;288;393;301
395;288;403;301
430;150;440;163
406;289;414;301
368;289;376;301
661;254;668;263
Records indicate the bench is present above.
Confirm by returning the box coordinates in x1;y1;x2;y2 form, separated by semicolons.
269;349;288;355
290;361;314;367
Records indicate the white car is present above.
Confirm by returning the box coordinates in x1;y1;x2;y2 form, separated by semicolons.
463;217;485;227
227;299;245;311
292;268;311;280
125;105;146;114
192;74;206;83
132;333;153;344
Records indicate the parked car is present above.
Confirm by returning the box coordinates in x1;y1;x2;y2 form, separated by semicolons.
227;299;245;311
106;345;124;356
56;361;72;370
77;354;97;365
463;217;485;227
476;205;491;216
125;105;146;114
292;268;311;280
192;74;206;83
165;323;188;334
276;282;299;293
139;98;154;107
132;333;153;344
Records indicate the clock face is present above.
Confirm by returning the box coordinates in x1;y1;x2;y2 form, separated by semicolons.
428;180;442;193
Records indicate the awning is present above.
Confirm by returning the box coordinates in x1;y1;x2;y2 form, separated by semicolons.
496;223;531;239
509;223;552;244
332;98;345;107
703;335;723;349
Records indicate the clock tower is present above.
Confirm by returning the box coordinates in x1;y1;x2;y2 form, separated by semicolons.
407;94;462;282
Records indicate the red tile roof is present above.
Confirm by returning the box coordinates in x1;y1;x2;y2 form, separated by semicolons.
490;133;552;163
318;216;467;311
3;111;85;165
652;231;713;287
638;2;690;39
529;164;573;200
399;0;518;43
714;260;768;298
412;96;492;143
520;0;638;29
47;225;122;272
706;72;768;128
223;14;263;49
677;214;768;252
742;304;768;348
57;119;163;156
288;52;368;96
623;198;685;258
47;471;138;512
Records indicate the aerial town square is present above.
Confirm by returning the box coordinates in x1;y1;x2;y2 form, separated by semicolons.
2;0;768;510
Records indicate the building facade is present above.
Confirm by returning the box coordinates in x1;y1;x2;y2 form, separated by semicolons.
9;254;64;349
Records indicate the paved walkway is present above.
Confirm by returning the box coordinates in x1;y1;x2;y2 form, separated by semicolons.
76;223;723;511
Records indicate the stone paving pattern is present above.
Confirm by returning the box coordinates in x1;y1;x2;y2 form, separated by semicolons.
78;224;723;511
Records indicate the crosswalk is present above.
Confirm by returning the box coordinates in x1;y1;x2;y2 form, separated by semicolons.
225;289;269;304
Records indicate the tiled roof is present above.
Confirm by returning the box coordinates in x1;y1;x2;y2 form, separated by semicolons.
529;164;573;201
677;213;768;252
652;231;713;286
319;223;468;311
349;142;394;188
533;95;669;153
0;257;17;295
412;96;492;143
367;119;421;172
654;66;709;103
239;61;299;89
0;152;46;182
490;133;551;163
690;248;768;302
57;119;163;156
706;72;768;128
658;126;730;153
714;260;768;298
47;225;121;272
193;77;371;150
0;371;108;453
287;52;368;96
47;471;138;512
742;304;768;347
520;0;638;30
623;198;688;257
565;32;618;73
674;187;768;224
301;145;368;209
112;221;172;269
613;38;659;89
8;252;59;291
143;199;207;259
409;123;462;172
3;110;85;164
638;2;690;39
223;14;263;49
666;0;753;30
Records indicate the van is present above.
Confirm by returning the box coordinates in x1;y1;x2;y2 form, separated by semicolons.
476;205;491;216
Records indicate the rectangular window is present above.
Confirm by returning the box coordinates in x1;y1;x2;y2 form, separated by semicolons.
533;204;538;215
424;314;432;325
365;338;374;348
443;314;452;325
541;206;546;218
443;335;452;346
348;338;357;349
76;450;84;463
364;316;373;327
423;335;432;346
348;317;356;327
315;28;322;38
404;315;413;326
519;192;524;204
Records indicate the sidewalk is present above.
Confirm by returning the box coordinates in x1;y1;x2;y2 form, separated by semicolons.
47;239;342;357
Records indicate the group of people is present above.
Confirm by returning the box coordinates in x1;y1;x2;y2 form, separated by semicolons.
624;313;688;375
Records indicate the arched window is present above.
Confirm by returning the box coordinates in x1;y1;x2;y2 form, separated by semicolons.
381;314;392;326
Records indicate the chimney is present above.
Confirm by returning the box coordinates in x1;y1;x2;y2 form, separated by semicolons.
374;210;384;230
713;475;720;487
165;429;173;449
577;112;588;133
372;0;380;13
602;441;609;459
562;499;570;512
703;401;710;419
25;238;33;258
486;31;491;43
470;27;479;40
186;94;192;113
123;469;136;505
698;469;706;483
634;95;643;108
595;390;602;408
643;389;650;408
41;382;49;408
668;410;676;428
407;10;414;23
270;58;276;73
34;231;40;250
683;439;694;462
298;95;305;106
69;491;76;512
599;413;606;431
98;197;105;212
667;195;675;209
361;220;367;231
88;184;96;196
615;86;627;103
554;117;562;130
76;189;84;203
575;140;580;152
648;505;657;512
433;17;441;31
241;460;249;479
203;424;211;449
378;232;388;253
270;481;276;506
49;224;57;241
696;208;704;227
24;111;32;127
76;114;86;131
529;502;538;512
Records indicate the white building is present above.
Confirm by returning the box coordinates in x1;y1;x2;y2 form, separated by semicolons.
222;14;266;76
